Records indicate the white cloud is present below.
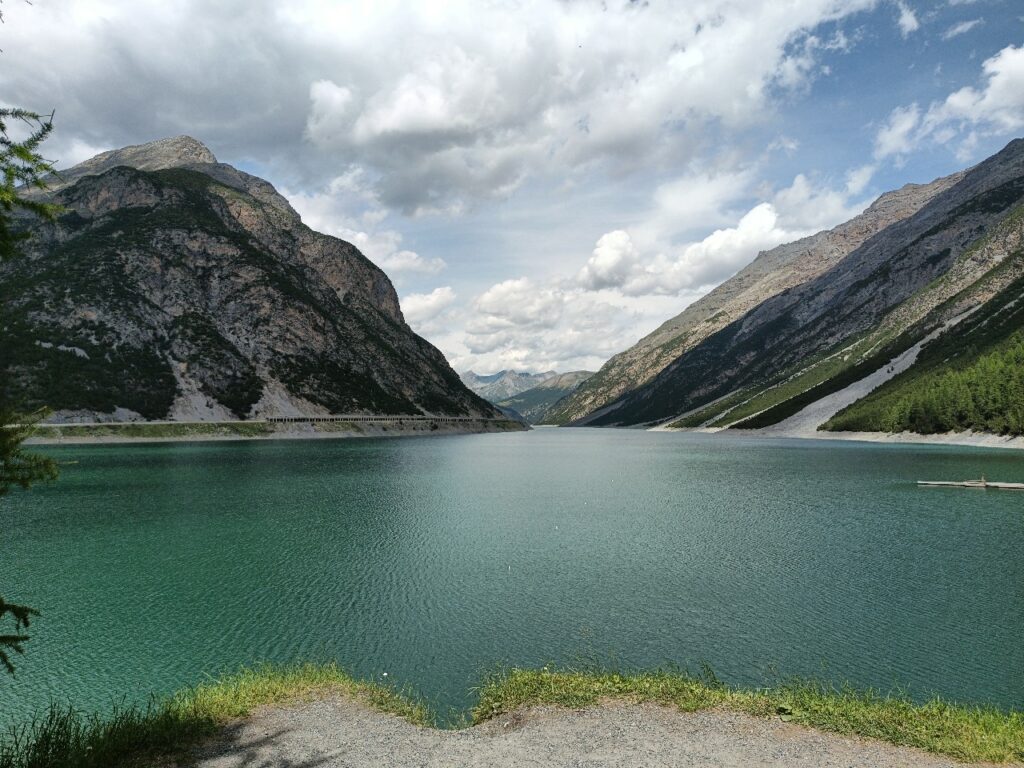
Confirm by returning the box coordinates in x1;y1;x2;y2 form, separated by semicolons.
640;169;757;245
925;45;1024;133
568;163;870;298
874;103;922;159
402;286;457;330
876;45;1024;163
285;174;447;276
376;251;446;275
895;1;920;37
283;0;878;212
845;164;877;196
577;231;642;292
772;173;870;231
448;278;685;373
3;0;966;375
470;279;566;333
942;19;983;40
437;163;874;371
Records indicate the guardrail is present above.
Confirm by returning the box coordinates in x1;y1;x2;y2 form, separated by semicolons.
265;415;502;424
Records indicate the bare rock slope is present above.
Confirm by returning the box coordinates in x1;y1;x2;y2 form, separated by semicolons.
544;171;965;425
556;138;1024;429
1;137;495;421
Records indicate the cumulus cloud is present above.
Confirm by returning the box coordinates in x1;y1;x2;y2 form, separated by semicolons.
874;103;923;160
925;45;1024;133
895;1;920;38
875;45;1024;162
845;164;877;196
2;0;971;375
772;173;870;231
281;0;877;212
447;278;684;373
285;173;446;277
401;286;457;332
447;159;873;372
574;170;867;298
577;231;641;292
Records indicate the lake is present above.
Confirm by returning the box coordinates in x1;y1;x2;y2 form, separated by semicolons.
0;429;1021;724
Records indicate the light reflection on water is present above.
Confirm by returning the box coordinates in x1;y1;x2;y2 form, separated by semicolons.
0;428;1021;723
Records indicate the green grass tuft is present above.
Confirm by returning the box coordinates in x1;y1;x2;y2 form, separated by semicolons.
0;663;429;768
1;665;1020;766
473;669;1024;764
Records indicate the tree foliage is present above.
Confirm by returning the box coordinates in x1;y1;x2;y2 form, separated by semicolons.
0;104;60;674
826;331;1024;435
0;108;59;262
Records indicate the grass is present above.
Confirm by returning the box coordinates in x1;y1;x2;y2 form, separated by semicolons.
473;668;1024;764
1;665;1020;766
0;663;429;768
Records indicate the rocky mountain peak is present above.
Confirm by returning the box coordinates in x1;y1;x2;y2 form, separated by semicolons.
4;139;496;421
89;135;216;170
43;136;217;196
460;369;559;402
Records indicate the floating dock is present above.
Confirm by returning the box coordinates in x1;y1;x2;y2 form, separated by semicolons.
918;479;1024;491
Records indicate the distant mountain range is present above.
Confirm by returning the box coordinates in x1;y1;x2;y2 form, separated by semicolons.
2;136;496;422
495;371;594;424
459;369;557;402
546;137;1024;437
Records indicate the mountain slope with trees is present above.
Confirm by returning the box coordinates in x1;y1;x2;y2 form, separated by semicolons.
544;171;965;425
568;138;1024;436
495;370;593;423
1;137;496;421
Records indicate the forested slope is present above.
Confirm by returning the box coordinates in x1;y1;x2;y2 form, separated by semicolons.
823;271;1024;435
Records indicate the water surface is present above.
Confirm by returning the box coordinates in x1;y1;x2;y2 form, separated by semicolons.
1;429;1021;722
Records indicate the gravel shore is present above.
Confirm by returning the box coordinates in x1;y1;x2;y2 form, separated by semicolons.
192;697;1004;768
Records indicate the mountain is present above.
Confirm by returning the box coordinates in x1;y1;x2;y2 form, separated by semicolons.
459;369;557;402
559;138;1024;434
1;136;497;422
495;371;594;423
544;170;965;425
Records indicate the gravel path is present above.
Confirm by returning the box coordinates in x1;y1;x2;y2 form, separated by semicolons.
191;697;1001;767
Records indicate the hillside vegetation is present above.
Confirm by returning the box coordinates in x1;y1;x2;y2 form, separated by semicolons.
1;137;494;422
2;664;1021;766
824;274;1024;435
554;139;1024;432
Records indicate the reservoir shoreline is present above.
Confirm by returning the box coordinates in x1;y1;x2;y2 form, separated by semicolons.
26;419;1022;450
705;427;1024;452
26;418;526;445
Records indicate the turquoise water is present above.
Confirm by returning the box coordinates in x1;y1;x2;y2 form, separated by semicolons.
0;429;1022;723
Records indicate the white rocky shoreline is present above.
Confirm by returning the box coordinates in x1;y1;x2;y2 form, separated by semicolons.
654;424;1024;451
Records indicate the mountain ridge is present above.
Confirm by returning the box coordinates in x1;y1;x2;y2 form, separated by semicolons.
544;170;967;425
3;137;496;422
549;138;1024;435
495;370;594;423
459;369;557;402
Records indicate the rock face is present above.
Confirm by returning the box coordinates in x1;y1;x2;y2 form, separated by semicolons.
556;137;1024;428
545;171;966;425
589;138;1024;428
1;137;496;421
459;369;557;402
495;370;594;424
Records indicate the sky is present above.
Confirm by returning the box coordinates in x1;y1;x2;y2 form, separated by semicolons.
3;1;1024;374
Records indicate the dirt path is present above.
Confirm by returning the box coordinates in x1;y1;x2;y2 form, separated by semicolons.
191;697;1002;767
